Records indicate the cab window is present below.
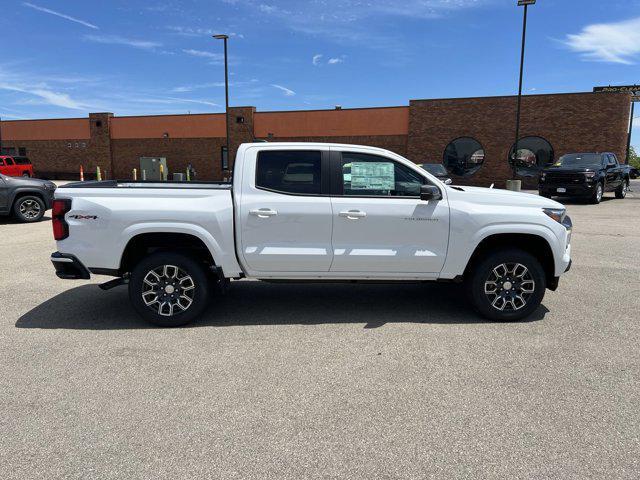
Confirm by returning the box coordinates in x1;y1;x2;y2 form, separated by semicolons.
3;158;14;165
256;150;322;195
340;152;424;197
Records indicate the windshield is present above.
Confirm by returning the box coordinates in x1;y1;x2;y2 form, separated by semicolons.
557;154;602;167
421;164;448;175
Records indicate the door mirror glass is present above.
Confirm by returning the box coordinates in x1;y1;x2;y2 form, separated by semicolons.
420;185;442;201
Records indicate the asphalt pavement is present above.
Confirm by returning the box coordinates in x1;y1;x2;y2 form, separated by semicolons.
1;181;639;479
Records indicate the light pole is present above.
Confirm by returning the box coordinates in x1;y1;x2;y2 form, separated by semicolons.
213;34;230;175
512;0;535;182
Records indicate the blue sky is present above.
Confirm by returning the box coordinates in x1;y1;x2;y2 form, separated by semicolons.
1;0;639;147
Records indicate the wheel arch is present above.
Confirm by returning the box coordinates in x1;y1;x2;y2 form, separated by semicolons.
10;189;46;208
119;230;218;275
463;232;556;288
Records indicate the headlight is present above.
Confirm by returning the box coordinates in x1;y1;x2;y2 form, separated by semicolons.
540;172;546;181
543;208;566;224
584;172;596;179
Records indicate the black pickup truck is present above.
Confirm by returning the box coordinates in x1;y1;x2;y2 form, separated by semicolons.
539;152;631;204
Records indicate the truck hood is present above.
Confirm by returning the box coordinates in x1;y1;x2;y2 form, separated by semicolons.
449;186;564;209
542;165;598;173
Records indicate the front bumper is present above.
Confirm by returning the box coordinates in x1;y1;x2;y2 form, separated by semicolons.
51;252;90;280
539;183;596;197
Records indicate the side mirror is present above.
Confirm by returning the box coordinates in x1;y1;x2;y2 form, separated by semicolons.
444;178;452;185
420;184;442;201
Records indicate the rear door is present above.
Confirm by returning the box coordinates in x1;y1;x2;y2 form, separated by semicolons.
238;146;334;274
0;175;8;213
329;148;450;275
605;154;620;189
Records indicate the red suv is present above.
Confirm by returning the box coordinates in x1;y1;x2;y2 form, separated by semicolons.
0;156;34;177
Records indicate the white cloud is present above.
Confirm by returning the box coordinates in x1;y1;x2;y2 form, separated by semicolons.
328;56;345;64
182;49;223;60
271;84;296;96
22;2;98;29
171;82;226;93
84;34;161;50
0;82;86;110
312;54;323;66
563;17;640;65
167;26;244;38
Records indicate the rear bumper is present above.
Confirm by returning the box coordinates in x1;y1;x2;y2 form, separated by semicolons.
51;252;90;280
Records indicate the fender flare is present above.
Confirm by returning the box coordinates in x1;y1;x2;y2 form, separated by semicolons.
8;188;46;209
118;223;225;270
443;222;560;279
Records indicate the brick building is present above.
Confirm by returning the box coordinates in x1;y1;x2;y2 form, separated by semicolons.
0;91;632;187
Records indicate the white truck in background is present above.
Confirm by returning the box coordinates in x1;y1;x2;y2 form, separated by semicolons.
51;142;572;327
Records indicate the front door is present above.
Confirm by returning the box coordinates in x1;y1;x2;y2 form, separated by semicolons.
330;150;450;275
3;157;17;176
238;147;333;274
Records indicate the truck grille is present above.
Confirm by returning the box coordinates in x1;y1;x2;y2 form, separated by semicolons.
545;173;585;185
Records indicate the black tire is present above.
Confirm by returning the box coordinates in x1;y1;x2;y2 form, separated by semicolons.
539;190;551;199
590;182;603;204
22;172;30;177
129;252;212;327
615;179;629;199
13;195;45;223
466;248;546;322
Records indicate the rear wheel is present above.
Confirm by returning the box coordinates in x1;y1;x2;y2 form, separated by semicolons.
615;179;629;199
466;248;546;322
22;172;30;177
13;195;45;222
129;252;212;327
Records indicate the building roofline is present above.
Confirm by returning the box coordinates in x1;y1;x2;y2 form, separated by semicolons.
410;91;630;102
0;117;87;123
255;105;408;114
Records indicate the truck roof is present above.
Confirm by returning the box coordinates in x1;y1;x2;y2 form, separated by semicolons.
239;142;394;154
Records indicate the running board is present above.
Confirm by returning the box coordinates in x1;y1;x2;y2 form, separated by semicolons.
99;277;129;290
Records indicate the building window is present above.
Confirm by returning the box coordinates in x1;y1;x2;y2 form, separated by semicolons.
18;147;27;156
509;136;554;177
443;137;485;177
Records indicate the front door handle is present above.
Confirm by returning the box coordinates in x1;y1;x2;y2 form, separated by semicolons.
339;210;367;220
250;208;278;218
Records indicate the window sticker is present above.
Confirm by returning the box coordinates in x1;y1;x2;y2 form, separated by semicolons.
349;162;395;190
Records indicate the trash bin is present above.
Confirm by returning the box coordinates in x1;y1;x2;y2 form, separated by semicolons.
173;173;185;181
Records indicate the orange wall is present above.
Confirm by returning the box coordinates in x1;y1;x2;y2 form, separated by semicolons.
111;114;226;139
254;107;409;138
2;118;89;140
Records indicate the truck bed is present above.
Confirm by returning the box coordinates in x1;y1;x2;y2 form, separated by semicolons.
55;181;242;277
62;180;233;190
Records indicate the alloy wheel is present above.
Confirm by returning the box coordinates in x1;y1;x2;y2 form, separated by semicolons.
141;264;196;317
19;199;42;219
596;184;603;202
484;263;536;312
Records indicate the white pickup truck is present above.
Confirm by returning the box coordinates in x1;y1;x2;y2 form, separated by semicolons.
51;142;572;326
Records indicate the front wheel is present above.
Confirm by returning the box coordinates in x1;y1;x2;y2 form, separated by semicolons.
466;248;546;322
590;182;604;204
615;179;629;199
13;195;45;222
129;252;212;327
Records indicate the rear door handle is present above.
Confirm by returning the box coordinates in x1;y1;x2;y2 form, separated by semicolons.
250;208;278;218
339;210;367;219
